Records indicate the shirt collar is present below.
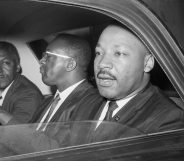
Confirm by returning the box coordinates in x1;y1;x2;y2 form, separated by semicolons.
0;81;14;98
55;79;85;99
106;94;136;109
116;94;135;108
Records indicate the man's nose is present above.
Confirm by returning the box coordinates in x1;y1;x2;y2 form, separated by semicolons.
39;57;46;65
98;54;113;69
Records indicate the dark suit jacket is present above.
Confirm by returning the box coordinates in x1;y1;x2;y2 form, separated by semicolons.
1;74;43;124
3;80;103;153
4;83;184;154
31;80;104;124
88;84;184;142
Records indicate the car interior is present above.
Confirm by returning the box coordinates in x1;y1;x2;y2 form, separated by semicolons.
0;0;184;160
0;0;183;106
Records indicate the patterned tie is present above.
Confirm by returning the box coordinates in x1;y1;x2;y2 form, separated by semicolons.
43;94;60;123
37;94;60;131
104;101;118;121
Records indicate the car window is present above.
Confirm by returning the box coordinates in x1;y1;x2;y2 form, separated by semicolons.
0;121;184;161
0;0;184;160
29;39;48;60
0;121;145;158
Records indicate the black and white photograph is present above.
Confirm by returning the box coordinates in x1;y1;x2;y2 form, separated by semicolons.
0;0;184;160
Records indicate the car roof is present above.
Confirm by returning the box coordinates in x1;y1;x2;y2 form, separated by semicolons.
1;0;184;46
0;0;111;41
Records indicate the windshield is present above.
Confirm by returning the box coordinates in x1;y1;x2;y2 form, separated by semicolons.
0;121;145;158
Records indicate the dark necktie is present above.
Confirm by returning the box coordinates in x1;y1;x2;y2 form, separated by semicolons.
37;94;60;131
104;101;118;121
0;96;2;108
43;94;60;123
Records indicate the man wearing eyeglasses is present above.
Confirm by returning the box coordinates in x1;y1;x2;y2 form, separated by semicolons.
0;34;103;154
29;33;103;131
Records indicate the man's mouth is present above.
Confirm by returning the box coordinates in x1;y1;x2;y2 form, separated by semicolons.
40;66;46;75
0;74;5;79
97;71;116;87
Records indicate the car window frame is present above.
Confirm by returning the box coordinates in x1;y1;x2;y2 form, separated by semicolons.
1;0;184;160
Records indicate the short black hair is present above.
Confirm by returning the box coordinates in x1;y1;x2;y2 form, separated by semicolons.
0;41;20;65
54;33;91;73
104;21;150;54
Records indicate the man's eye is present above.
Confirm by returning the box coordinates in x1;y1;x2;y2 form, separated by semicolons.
95;51;102;56
47;55;51;59
42;53;51;58
114;51;126;56
3;61;11;65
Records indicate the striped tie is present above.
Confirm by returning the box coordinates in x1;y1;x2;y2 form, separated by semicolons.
37;94;60;131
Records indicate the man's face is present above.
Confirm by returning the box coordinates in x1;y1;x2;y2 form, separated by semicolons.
39;43;69;86
0;50;19;91
94;25;148;100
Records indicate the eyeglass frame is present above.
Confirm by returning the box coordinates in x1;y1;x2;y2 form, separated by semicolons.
42;51;73;59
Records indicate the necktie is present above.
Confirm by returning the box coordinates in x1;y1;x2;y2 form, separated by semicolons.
37;94;60;131
43;94;60;123
104;101;118;121
0;96;2;107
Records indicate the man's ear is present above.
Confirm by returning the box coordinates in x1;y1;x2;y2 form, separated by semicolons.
16;64;21;73
66;58;77;72
144;54;154;73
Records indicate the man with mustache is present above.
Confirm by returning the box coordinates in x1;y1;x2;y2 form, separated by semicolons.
0;41;43;125
92;24;184;139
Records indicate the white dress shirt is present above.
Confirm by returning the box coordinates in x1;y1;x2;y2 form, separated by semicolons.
36;79;85;131
96;95;136;128
0;81;14;106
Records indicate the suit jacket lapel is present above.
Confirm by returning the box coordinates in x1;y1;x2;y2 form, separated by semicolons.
30;96;53;123
111;84;154;124
50;80;92;122
2;75;20;111
90;85;155;141
87;101;107;139
93;101;107;120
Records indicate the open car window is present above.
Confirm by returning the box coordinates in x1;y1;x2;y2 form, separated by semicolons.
0;121;182;158
0;0;184;160
0;121;144;157
0;121;184;161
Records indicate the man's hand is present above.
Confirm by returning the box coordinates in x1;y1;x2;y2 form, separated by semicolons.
0;110;13;125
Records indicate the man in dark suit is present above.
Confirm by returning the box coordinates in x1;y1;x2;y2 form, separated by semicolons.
91;24;184;141
0;41;43;125
0;34;103;155
31;33;103;131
